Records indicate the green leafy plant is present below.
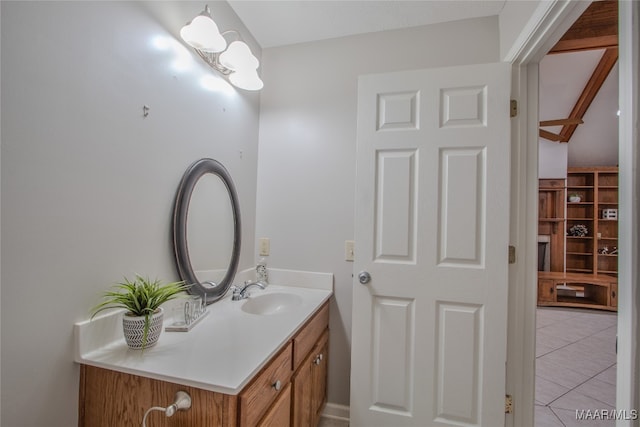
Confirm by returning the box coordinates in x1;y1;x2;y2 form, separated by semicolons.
91;275;190;348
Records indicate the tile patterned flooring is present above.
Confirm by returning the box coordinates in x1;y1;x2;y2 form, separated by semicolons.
535;307;618;426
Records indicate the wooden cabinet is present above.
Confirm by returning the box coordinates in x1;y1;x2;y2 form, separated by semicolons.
239;342;293;427
79;365;238;427
256;383;291;427
566;167;618;276
537;272;618;311
310;331;329;426
537;279;555;303
292;330;329;427
292;304;330;427
538;179;566;272
78;301;329;427
537;167;618;311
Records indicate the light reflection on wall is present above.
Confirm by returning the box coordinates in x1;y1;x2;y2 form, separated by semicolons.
200;75;235;95
150;34;235;96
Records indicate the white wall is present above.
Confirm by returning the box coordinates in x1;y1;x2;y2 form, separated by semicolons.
499;0;542;61
538;50;619;178
539;140;568;178
0;2;260;425
567;62;619;167
256;16;500;406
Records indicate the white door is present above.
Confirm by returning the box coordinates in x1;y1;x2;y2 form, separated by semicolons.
351;62;511;427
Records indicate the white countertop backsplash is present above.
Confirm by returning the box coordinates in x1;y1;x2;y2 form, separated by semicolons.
74;269;333;395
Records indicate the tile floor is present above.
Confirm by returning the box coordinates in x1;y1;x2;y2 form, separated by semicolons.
319;417;349;427
535;307;618;426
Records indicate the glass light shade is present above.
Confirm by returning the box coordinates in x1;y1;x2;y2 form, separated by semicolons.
180;15;227;53
229;69;264;91
218;41;259;71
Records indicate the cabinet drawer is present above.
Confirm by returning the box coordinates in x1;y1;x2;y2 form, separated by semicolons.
239;341;292;427
257;383;291;427
293;302;329;370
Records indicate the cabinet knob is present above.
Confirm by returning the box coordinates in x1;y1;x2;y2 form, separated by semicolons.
550;287;554;294
314;354;324;365
272;380;282;391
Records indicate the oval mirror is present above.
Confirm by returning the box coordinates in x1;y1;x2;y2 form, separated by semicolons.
172;158;241;303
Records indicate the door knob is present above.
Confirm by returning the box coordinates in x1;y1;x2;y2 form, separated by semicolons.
358;271;371;284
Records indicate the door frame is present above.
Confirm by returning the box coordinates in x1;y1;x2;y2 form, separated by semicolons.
505;1;639;426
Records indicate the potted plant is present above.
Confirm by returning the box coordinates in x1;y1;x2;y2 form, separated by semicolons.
568;193;582;203
91;275;189;350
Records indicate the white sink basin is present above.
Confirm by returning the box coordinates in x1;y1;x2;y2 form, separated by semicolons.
241;292;303;316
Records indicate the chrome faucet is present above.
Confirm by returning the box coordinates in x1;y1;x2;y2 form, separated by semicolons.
231;281;266;301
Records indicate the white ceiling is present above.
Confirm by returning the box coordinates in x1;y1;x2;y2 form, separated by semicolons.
227;0;507;48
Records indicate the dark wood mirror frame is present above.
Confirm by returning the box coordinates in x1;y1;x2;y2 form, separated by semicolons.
172;158;241;304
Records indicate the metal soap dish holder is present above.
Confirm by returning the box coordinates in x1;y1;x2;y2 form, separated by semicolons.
165;296;209;332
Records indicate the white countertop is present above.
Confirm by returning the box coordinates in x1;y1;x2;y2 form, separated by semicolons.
74;269;333;395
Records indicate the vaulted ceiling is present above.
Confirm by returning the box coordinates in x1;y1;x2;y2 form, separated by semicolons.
539;0;618;144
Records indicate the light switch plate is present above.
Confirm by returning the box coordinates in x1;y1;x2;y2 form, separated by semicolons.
259;238;270;256
345;240;355;262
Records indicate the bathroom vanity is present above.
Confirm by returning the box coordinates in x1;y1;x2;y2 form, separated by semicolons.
75;160;333;426
75;278;332;427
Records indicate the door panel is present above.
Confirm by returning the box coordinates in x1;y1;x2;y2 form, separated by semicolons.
438;147;486;266
375;150;417;262
435;302;482;424
371;296;415;415
351;62;510;427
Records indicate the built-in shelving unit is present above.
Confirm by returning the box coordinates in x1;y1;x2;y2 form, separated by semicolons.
538;179;566;272
537;167;618;312
566;166;618;276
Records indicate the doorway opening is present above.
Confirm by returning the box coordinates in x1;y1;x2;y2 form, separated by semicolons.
534;2;619;425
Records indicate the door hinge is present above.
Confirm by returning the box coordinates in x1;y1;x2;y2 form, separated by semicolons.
509;245;516;264
510;100;518;118
505;394;513;414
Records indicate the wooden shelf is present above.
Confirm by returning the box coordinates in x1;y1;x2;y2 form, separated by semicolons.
539;167;618;312
538;179;566;271
537;272;617;312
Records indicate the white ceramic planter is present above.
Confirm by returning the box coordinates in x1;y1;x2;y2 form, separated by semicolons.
122;308;164;350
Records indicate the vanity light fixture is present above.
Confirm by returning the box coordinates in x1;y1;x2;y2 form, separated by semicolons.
180;5;263;91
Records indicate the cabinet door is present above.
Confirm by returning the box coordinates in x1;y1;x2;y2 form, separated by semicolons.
538;279;556;303
239;342;292;427
79;365;236;427
311;330;329;427
257;383;291;427
292;350;314;427
610;283;618;308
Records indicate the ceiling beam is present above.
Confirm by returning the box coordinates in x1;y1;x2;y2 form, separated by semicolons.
539;129;564;142
559;47;618;143
549;0;618;54
540;118;584;127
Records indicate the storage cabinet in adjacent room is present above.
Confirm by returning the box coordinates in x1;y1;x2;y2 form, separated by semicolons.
565;166;618;277
537;166;618;311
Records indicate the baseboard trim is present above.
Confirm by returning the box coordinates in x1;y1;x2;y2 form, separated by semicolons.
321;402;350;422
